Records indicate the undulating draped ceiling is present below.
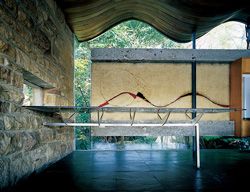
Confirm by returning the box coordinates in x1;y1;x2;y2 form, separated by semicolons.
57;0;250;42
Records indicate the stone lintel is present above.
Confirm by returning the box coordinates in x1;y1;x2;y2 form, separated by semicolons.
23;69;54;89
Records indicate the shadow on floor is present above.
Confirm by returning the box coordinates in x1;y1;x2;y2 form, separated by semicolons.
6;149;250;192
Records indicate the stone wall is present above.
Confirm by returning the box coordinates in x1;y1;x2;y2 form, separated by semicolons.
0;0;74;189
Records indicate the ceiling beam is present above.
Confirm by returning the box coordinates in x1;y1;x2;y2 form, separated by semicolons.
91;48;250;63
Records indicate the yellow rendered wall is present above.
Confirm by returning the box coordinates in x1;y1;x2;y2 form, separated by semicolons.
197;64;229;120
91;62;229;121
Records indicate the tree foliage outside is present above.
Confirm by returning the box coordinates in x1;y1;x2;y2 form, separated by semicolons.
74;53;92;149
74;20;249;150
88;20;182;49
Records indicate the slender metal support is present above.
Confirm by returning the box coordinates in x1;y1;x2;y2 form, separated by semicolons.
195;123;200;169
192;31;197;158
192;60;197;117
130;110;136;126
192;31;197;118
185;110;192;119
191;113;204;124
97;110;100;126
161;112;171;126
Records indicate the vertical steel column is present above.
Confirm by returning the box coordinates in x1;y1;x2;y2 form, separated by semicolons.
192;31;197;117
192;31;197;166
195;123;200;169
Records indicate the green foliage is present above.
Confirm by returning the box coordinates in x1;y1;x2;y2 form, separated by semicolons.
200;136;249;149
75;127;91;150
23;84;33;105
74;42;92;150
127;136;157;144
88;20;181;48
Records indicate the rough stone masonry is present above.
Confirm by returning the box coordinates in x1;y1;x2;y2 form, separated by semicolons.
0;0;74;189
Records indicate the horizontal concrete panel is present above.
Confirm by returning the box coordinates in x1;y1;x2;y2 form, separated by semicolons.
91;48;250;63
91;121;234;136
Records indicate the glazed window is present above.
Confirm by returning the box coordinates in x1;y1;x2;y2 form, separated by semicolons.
243;74;250;119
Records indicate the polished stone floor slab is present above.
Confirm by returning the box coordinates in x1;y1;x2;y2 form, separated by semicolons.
8;150;250;191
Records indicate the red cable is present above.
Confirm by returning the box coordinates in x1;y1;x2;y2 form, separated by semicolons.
98;91;229;108
98;92;137;107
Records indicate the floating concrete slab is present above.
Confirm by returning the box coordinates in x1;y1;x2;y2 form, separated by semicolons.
91;121;234;136
91;48;250;63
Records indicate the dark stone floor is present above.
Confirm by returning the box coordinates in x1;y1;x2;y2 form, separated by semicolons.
8;150;250;192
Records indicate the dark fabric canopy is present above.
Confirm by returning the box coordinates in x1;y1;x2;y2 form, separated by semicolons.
57;0;250;42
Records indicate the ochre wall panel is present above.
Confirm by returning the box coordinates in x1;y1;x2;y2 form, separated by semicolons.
230;59;242;136
92;62;229;122
242;58;250;73
197;64;229;120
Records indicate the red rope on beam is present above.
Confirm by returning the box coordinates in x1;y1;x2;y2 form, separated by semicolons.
98;91;229;108
98;92;137;107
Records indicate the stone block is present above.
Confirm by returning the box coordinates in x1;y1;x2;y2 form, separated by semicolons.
0;5;15;27
42;18;57;37
24;116;33;129
3;0;17;15
0;65;22;88
0;19;13;41
4;114;42;130
60;143;67;155
17;9;33;29
9;152;32;186
0;117;4;130
0;101;10;113
3;115;23;130
54;127;72;141
65;142;73;154
1;130;37;155
15;48;30;68
8;132;23;154
0;39;9;52
0;65;23;88
0;132;11;155
0;85;24;103
31;116;43;129
19;0;37;18
39;128;54;143
3;116;14;130
0;65;11;83
22;131;39;151
47;142;62;162
0;101;21;113
12;71;23;88
29;145;47;170
0;157;10;189
15;23;32;43
4;45;16;60
32;29;51;53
